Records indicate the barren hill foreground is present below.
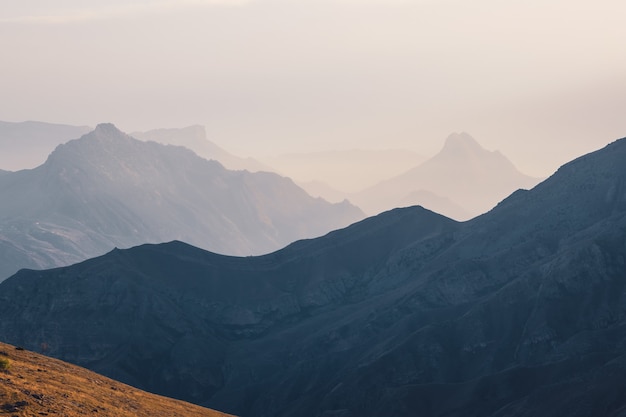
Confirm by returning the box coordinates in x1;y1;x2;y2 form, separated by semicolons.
0;341;233;417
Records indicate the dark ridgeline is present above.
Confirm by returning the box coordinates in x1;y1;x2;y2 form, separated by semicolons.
1;136;626;417
0;123;364;280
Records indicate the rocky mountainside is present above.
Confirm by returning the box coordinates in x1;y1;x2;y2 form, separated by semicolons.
353;132;542;219
0;341;233;416
131;125;271;172
1;135;625;417
0;120;91;171
0;123;364;280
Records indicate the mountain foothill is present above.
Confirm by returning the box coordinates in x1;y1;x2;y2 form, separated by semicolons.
1;133;626;416
0;123;364;281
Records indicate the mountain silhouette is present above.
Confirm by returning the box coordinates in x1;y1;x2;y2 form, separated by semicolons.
0;123;364;280
399;189;471;220
1;135;626;416
353;132;542;219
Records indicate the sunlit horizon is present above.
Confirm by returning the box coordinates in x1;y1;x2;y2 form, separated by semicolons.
2;0;625;177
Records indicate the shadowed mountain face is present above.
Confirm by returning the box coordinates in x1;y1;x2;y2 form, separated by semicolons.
1;136;626;417
0;120;91;171
131;125;271;173
353;132;542;220
0;123;364;280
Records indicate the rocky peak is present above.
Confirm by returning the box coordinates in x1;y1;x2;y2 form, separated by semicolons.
94;122;121;134
439;132;486;157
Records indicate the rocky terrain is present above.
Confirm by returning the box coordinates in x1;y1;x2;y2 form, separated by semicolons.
0;136;625;416
0;123;364;281
0;341;232;416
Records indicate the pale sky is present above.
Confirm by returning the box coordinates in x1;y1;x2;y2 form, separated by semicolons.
1;0;625;176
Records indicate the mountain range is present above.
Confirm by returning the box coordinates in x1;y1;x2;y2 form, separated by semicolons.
1;135;625;416
352;132;542;219
0;120;91;171
0;123;363;281
1;120;541;222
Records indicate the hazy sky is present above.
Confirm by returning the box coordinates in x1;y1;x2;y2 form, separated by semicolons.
1;0;625;176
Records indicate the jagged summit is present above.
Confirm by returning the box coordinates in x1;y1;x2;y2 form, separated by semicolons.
353;132;540;219
87;123;134;143
48;123;134;156
94;122;120;133
441;131;483;153
42;122;193;181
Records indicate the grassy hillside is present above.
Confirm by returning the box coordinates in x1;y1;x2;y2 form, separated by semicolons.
0;341;233;417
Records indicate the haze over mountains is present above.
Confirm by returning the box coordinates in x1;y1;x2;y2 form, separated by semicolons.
264;132;541;221
0;123;363;281
263;149;425;195
352;132;542;220
1;120;542;222
0;120;91;171
131;125;270;173
1;136;625;416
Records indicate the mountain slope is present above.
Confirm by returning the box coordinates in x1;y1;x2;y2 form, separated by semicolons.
131;125;271;172
353;132;541;219
1;136;625;417
0;341;233;417
296;179;350;203
0;123;364;280
0;120;91;170
0;207;457;413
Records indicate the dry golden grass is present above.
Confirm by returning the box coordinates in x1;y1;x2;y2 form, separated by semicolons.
0;341;235;417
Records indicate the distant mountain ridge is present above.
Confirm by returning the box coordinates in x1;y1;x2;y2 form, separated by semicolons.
353;132;542;219
0;120;91;170
1;135;625;416
131;125;271;172
0;123;364;280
